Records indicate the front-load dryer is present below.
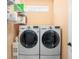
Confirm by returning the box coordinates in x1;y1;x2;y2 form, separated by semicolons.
18;25;39;59
40;26;61;59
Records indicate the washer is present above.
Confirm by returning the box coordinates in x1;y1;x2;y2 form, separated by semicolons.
18;25;39;59
40;26;61;59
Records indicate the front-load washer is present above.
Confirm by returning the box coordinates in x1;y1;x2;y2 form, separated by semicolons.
18;25;39;59
40;26;61;59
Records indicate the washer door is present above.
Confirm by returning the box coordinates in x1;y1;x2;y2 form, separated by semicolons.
20;30;38;48
42;30;60;49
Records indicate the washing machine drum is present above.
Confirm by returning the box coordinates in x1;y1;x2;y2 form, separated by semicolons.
20;30;38;48
42;30;60;49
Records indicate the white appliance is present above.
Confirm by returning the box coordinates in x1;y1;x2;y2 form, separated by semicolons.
40;26;61;59
18;25;39;59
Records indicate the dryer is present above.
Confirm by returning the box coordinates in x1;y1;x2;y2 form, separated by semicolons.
18;25;39;59
40;26;61;59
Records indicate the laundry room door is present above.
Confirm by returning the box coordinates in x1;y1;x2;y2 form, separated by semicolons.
68;0;72;59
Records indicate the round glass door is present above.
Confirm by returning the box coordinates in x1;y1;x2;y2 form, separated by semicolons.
20;30;38;48
42;30;60;49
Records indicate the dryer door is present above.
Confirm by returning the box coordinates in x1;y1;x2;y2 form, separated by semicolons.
20;30;38;48
42;30;60;49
